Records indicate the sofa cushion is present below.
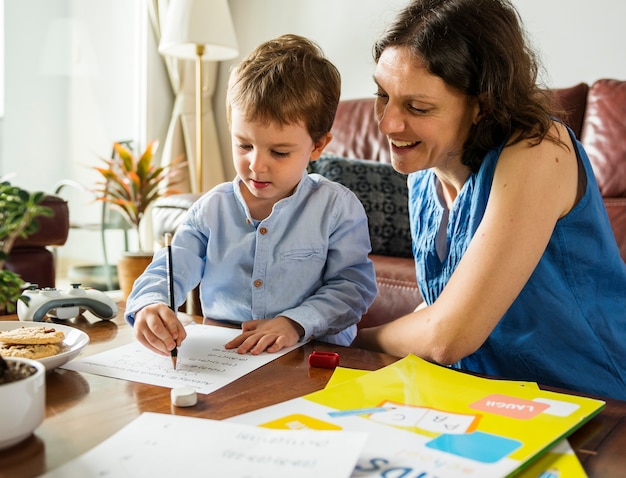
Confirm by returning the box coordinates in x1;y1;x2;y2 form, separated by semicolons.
551;82;589;139
327;98;390;163
309;155;412;258
361;254;422;329
581;79;626;199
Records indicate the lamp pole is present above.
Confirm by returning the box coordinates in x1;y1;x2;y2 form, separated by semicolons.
195;44;205;193
158;0;239;194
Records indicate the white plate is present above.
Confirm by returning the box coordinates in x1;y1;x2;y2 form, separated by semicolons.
0;321;90;372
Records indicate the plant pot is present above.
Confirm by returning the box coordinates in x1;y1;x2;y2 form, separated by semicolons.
117;252;153;300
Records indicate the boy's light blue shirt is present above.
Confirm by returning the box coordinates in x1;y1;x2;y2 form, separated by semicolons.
125;171;377;345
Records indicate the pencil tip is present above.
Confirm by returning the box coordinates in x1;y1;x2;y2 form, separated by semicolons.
171;347;178;370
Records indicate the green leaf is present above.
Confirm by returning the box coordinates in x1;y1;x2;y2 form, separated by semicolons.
0;182;53;309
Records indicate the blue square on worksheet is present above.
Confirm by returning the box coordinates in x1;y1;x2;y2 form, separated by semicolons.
425;431;522;463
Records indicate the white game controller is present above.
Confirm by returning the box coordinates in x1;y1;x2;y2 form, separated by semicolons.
18;284;118;322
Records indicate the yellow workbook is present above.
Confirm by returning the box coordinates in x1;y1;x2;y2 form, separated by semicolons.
229;355;600;477
325;367;588;478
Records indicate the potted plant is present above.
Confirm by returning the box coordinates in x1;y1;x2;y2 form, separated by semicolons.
0;182;53;314
92;140;186;298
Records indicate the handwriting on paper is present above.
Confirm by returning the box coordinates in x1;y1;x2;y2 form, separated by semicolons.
62;324;301;394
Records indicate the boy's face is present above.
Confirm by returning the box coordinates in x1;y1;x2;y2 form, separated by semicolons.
230;106;330;217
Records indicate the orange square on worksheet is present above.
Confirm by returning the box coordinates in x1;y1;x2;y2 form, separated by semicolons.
260;414;342;431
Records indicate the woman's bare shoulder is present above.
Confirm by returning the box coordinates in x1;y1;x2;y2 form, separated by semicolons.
495;121;579;216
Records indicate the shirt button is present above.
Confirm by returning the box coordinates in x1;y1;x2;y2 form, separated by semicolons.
259;227;268;235
254;279;263;288
246;218;251;225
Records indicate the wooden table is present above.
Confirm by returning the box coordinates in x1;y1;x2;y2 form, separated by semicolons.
1;309;625;477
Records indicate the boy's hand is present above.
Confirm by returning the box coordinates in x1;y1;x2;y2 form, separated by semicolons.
133;303;187;357
225;316;304;355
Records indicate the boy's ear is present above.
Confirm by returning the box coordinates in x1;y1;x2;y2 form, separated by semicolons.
310;132;333;161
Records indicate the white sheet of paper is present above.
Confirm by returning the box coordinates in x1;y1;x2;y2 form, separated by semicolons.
62;323;301;394
40;412;367;478
229;397;526;477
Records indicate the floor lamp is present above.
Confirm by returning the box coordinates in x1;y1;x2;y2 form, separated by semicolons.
158;0;239;193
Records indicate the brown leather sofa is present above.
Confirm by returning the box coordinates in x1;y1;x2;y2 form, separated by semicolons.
5;195;70;289
152;79;626;328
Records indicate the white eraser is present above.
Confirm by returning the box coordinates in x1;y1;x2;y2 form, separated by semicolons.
170;386;197;407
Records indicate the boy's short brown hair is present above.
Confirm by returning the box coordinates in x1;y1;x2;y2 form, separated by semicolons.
227;34;341;143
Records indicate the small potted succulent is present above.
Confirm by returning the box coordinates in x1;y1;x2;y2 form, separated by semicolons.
0;181;53;314
92;140;186;297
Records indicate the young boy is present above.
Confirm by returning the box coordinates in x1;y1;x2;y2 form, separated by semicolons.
125;34;377;356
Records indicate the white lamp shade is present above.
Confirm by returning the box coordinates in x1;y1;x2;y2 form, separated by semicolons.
158;0;239;61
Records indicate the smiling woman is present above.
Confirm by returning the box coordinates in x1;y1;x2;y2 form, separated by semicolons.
353;0;626;402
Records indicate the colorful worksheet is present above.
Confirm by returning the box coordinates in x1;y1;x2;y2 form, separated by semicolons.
62;323;301;394
40;412;368;478
323;367;588;478
228;355;603;477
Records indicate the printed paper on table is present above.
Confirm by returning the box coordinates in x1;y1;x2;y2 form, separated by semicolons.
62;323;301;394
228;355;602;477
40;412;368;478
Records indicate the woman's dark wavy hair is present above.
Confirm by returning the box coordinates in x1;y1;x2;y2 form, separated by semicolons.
374;0;558;173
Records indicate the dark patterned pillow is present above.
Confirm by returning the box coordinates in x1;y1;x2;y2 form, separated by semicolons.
309;155;412;257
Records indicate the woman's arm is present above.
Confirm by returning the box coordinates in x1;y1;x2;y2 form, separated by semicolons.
354;123;580;362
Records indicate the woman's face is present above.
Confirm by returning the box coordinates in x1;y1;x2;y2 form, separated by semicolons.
373;46;480;175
